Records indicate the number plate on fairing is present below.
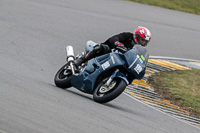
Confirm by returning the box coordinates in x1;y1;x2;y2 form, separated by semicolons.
101;61;110;70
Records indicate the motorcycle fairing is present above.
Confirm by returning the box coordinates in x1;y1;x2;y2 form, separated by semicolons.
70;44;149;93
124;45;149;79
70;53;126;94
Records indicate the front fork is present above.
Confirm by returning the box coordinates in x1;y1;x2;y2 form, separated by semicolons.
105;69;129;86
99;69;129;93
104;69;119;86
69;62;75;74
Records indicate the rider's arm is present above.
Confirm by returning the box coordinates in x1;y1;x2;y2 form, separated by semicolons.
103;32;133;49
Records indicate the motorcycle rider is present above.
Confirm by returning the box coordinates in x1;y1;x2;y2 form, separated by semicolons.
74;26;151;67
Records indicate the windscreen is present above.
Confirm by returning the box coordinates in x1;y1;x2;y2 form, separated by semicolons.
124;44;149;79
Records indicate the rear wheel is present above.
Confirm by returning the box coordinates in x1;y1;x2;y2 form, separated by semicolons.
93;78;127;103
54;64;72;89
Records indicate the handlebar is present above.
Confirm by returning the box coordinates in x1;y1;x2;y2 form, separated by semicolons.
115;46;128;53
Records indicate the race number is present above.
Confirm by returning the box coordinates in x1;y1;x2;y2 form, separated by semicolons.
101;61;110;70
134;64;142;74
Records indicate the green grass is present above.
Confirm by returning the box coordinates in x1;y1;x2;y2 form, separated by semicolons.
128;0;200;15
148;69;200;117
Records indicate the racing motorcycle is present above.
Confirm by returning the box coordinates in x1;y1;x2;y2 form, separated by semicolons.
54;41;149;103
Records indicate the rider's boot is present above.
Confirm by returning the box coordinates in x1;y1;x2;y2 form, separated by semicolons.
73;55;86;68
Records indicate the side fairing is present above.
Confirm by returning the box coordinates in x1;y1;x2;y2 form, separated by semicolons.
70;53;126;94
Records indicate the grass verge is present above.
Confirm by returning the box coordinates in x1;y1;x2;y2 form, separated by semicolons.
148;69;200;118
128;0;200;15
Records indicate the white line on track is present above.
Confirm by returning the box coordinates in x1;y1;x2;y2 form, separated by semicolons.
123;92;200;130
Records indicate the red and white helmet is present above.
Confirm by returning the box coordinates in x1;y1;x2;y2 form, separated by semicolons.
134;26;151;47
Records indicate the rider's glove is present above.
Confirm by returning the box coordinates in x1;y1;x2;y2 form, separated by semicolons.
114;41;124;48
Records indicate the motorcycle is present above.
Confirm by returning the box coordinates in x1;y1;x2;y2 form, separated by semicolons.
54;40;149;103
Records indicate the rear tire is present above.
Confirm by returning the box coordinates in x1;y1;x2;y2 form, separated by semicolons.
54;64;72;89
93;78;127;103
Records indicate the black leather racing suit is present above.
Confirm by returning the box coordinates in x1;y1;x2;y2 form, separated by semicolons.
86;32;135;60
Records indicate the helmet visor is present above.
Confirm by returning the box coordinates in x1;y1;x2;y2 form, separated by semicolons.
139;38;149;47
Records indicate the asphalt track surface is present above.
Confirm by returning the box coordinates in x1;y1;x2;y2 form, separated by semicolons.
0;0;200;133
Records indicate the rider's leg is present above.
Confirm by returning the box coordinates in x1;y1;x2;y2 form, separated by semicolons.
85;44;110;60
73;44;110;67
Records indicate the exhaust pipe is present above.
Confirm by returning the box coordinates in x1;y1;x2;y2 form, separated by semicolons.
66;46;75;61
66;46;75;74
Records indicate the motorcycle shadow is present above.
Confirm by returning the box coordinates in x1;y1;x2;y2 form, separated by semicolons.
66;88;141;115
103;100;142;116
64;87;93;101
50;84;93;100
52;85;141;115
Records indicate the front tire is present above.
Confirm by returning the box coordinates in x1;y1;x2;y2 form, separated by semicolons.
93;78;127;103
54;64;72;89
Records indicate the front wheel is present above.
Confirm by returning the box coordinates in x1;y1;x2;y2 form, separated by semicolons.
93;78;127;103
54;63;72;89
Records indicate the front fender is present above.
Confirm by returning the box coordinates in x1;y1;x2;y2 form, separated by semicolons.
111;71;129;85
